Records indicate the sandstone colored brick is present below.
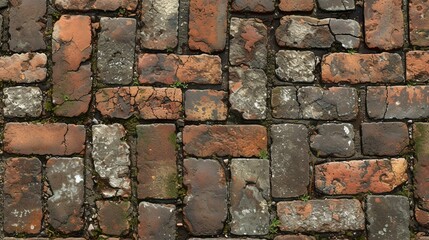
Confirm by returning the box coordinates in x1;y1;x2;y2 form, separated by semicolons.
315;158;408;195
54;0;138;11
138;202;176;240
362;122;409;156
4;123;85;155
407;51;429;82
0;53;47;83
410;0;429;46
185;90;228;121
97;201;131;236
189;0;228;53
414;123;429;209
183;125;267;157
138;54;222;85
322;53;404;84
279;0;314;11
231;0;274;12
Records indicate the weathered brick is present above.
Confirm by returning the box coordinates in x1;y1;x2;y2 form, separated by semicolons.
310;123;355;158
367;86;429;119
0;0;6;8
410;0;429;46
271;124;310;198
362;122;409;156
407;51;429;82
365;0;404;50
190;239;261;240
277;199;365;232
4;123;85;155
366;196;410;240
138;54;222;85
0;53;47;83
4;158;42;234
315;158;408;195
47;158;84;233
322;53;404;84
3;87;43;118
275;236;315;240
136;124;177;199
189;0;228;53
318;0;355;11
416;207;429;228
185;90;228;121
276;50;317;83
414;123;429;209
230;158;270;235
279;0;314;11
97;201;131;236
231;0;274;12
54;0;138;11
9;0;46;52
95;87;182;119
229;17;267;69
138;202;176;240
183;125;267;157
97;17;136;85
271;87;300;119
183;158;228;235
52;15;92;117
141;0;178;50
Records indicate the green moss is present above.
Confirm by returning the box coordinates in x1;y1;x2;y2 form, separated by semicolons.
414;123;429;155
123;116;140;136
259;149;269;159
269;217;281;234
299;194;310;201
168;132;177;147
165;173;179;198
170;81;188;89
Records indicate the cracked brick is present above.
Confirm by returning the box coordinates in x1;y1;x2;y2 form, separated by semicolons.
185;90;228;121
317;0;355;11
410;0;429;46
0;53;47;83
362;122;409;156
54;0;138;11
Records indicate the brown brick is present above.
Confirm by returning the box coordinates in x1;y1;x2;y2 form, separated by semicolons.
231;0;274;12
322;53;404;84
189;0;228;53
136;124;178;199
0;53;47;83
407;51;429;82
279;0;314;11
52;15;92;117
54;0;138;11
315;158;408;195
274;236;316;240
138;202;176;240
183;125;267;157
365;0;404;50
4;123;86;155
410;0;429;46
362;122;409;156
414;123;429;209
185;90;228;121
416;207;429;228
97;201;131;236
4;158;42;234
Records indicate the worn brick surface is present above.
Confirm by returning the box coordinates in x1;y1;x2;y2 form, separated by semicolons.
275;236;316;240
54;0;138;11
318;0;355;11
414;123;429;209
185;90;228;121
97;201;131;236
362;122;409;156
310;123;355;158
279;0;314;11
3;87;43;118
231;0;274;12
416;207;429;228
410;0;429;46
0;53;47;83
407;51;429;82
276;50;317;83
138;202;176;240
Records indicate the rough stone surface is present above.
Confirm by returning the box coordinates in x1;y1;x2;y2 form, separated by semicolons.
0;53;47;83
4;123;85;155
364;0;404;50
0;0;7;8
229;17;267;69
47;158;84;233
231;0;275;12
185;90;228;121
416;207;429;228
322;53;404;84
3;87;43;118
275;236;316;240
407;51;429;82
366;196;410;240
310;123;355;158
277;199;365;232
183;158;228;235
279;0;314;11
271;86;301;119
318;0;355;11
271;124;310;198
98;17;136;85
229;67;267;120
315;158;408;195
414;123;429;209
230;158;270;235
92;124;131;197
362;122;409;156
54;0;138;11
409;0;429;46
96;201;131;236
276;50;317;83
183;125;267;157
136;124;177;199
138;202;176;240
141;0;179;50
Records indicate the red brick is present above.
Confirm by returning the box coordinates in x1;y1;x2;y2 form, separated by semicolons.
97;201;131;236
279;0;314;11
231;0;274;12
416;207;429;227
4;123;86;155
315;158;408;195
189;0;228;53
54;0;138;11
410;0;429;46
361;122;409;156
185;90;228;121
0;53;47;83
414;123;429;209
183;125;267;157
407;51;429;82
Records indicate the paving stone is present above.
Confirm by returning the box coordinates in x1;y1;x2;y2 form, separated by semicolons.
97;17;136;85
367;86;429;119
9;0;46;52
275;236;316;240
322;53;404;84
310;123;355;158
271;124;310;198
0;53;47;83
190;239;262;240
4;158;42;234
97;201;131;236
410;0;429;46
315;158;408;195
279;0;314;11
229;67;267;120
138;53;222;85
276;50;317;83
407;51;429;82
189;0;228;53
416;207;429;228
413;123;429;209
329;19;362;49
230;158;270;235
54;0;138;11
366;196;410;240
271;87;301;119
3;87;43;118
183;125;267;157
136;124;177;199
92;124;131;197
47;158;84;233
231;0;274;12
277;199;365;232
52;15;92;117
318;0;355;11
4;238;49;240
362;122;409;156
138;202;176;240
183;158;228;235
185;90;228;121
229;17;267;69
365;0;404;50
95;87;183;119
141;0;178;50
4;123;85;155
